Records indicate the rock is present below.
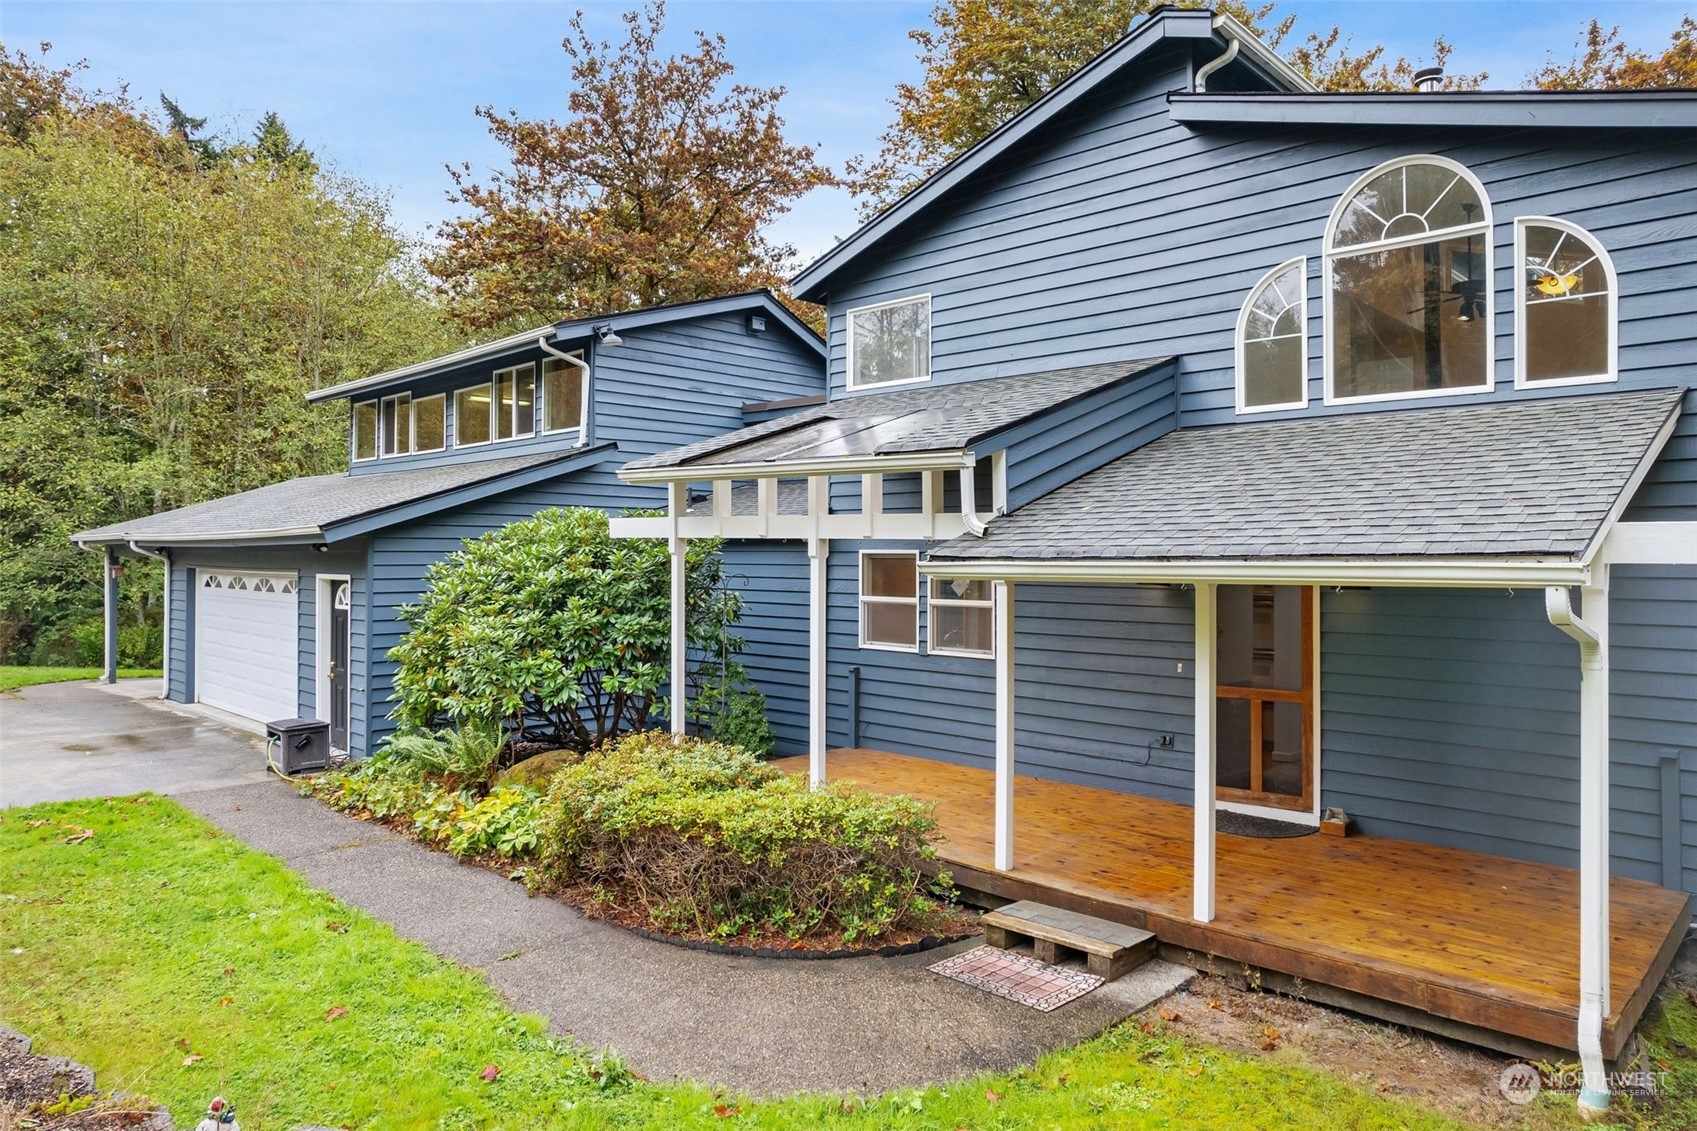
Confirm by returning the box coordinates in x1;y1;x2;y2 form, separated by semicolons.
493;749;576;791
38;1054;95;1096
0;1022;32;1055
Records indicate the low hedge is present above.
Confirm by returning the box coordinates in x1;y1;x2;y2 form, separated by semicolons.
531;731;948;944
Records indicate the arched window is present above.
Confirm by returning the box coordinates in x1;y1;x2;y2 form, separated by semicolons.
1325;156;1492;403
1516;217;1616;387
1237;258;1307;412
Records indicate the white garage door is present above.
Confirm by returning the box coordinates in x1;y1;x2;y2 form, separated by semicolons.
195;570;299;724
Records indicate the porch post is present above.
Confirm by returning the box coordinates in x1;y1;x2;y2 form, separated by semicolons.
1192;582;1217;923
808;476;830;787
667;482;688;736
994;580;1015;872
1577;579;1612;1113
102;546;119;684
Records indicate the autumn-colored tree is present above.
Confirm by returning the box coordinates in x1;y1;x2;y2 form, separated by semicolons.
428;1;837;331
848;1;1481;217
1532;16;1697;90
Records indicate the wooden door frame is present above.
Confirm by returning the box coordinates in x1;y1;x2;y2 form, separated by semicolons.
1214;584;1319;817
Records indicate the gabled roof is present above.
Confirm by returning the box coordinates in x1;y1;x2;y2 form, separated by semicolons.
73;446;614;549
1169;89;1697;129
792;8;1310;302
927;389;1685;565
620;358;1174;481
306;290;822;405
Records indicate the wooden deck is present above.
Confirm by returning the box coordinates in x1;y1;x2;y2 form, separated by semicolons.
779;748;1692;1058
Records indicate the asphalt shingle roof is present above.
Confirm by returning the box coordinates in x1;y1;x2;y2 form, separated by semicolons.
623;359;1173;472
929;389;1685;563
75;449;601;545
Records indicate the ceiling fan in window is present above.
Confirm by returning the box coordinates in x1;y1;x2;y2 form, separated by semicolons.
1405;203;1486;322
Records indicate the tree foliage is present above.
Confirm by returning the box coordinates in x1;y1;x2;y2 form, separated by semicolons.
427;1;836;331
847;1;1483;217
387;508;751;751
0;45;460;659
1532;16;1697;90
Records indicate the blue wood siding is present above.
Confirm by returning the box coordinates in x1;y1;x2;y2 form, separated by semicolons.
1627;392;1697;521
722;541;810;754
166;561;191;702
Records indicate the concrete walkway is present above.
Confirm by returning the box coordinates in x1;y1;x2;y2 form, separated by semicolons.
2;681;1193;1097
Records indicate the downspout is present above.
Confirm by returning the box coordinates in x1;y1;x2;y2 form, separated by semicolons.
537;337;590;447
1193;30;1241;93
959;461;988;537
129;541;170;696
1546;585;1611;1115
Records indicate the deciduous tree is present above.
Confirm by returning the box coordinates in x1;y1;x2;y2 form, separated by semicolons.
427;1;836;331
1532;16;1697;90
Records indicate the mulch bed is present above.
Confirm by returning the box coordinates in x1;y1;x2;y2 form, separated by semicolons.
0;1025;172;1131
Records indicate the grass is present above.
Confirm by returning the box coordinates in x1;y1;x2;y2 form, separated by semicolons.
0;665;162;691
2;796;1690;1131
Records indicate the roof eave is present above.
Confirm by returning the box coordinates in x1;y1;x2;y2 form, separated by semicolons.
917;556;1596;588
554;290;826;359
621;448;974;484
305;325;556;405
74;526;326;549
1168;90;1697;129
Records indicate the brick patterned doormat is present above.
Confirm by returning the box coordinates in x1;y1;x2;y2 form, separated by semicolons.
928;945;1104;1011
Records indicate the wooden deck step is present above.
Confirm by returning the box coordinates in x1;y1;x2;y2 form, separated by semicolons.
981;900;1156;982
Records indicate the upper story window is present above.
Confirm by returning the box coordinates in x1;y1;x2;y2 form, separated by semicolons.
352;401;378;461
542;353;587;433
859;551;919;651
455;383;492;446
380;393;410;457
411;394;446;453
1236;258;1307;413
1516;217;1616;388
1325;156;1492;404
494;363;536;440
847;295;930;390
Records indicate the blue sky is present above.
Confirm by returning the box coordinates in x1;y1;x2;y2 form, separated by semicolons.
4;1;1690;263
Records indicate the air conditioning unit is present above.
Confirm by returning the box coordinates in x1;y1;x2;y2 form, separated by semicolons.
265;717;331;775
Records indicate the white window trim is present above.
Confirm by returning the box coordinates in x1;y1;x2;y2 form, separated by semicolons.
1513;215;1619;390
315;574;351;750
379;392;412;458
351;399;379;462
1322;154;1496;407
493;362;537;442
541;351;590;436
1235;256;1309;415
845;292;932;392
857;549;920;653
453;382;493;448
410;393;447;454
928;576;996;659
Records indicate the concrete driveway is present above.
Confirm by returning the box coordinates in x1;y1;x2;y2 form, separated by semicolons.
0;678;270;807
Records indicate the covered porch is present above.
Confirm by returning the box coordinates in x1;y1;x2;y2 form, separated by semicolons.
779;747;1692;1060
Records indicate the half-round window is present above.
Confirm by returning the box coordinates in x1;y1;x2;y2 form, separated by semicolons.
1325;156;1492;403
1516;217;1616;387
1237;258;1307;412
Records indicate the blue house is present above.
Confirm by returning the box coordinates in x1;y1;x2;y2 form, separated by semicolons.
74;291;825;760
616;9;1696;1107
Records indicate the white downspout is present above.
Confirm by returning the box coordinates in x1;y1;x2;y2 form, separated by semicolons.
537;337;590;447
959;462;988;537
1546;583;1612;1116
1193;31;1241;93
128;541;170;696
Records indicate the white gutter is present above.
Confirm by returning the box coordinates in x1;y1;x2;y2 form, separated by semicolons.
1211;12;1317;93
305;323;556;404
128;541;170;690
620;449;976;485
917;557;1594;588
1544;585;1599;656
536;336;591;448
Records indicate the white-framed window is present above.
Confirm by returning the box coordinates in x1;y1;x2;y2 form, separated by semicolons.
858;551;919;651
542;353;588;434
847;294;931;390
352;400;378;461
494;362;536;440
1324;155;1493;405
454;383;493;447
1236;258;1308;413
380;392;412;457
1515;217;1617;388
411;393;446;453
929;577;994;658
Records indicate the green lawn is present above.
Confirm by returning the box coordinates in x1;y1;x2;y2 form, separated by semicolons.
0;665;162;691
3;796;1685;1131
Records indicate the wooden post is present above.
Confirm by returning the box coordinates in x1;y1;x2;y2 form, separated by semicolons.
1577;578;1611;1113
1193;582;1217;923
102;546;120;685
994;580;1015;872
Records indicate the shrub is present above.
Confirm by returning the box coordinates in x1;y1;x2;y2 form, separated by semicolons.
532;731;946;942
694;678;776;757
387;507;748;750
307;753;544;863
447;787;544;860
305;757;441;823
376;721;504;790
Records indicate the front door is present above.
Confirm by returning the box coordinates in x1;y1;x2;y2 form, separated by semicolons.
329;581;351;752
1215;584;1315;813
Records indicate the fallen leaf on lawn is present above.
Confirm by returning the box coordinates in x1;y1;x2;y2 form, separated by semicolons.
480;1064;500;1083
712;1103;737;1118
26;819;50;828
1187;1065;1204;1077
173;1038;190;1051
324;1005;348;1022
182;1054;203;1066
62;826;94;845
985;1087;1003;1104
1140;1020;1157;1034
324;921;347;933
217;996;233;1008
1159;1008;1181;1022
222;966;236;976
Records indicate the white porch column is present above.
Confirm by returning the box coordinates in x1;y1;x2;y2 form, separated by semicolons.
101;546;119;685
1578;579;1612;1113
994;580;1015;872
807;475;830;787
667;481;688;737
1192;582;1217;923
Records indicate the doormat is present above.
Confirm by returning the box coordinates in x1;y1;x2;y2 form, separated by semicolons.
928;945;1103;1011
1217;811;1316;839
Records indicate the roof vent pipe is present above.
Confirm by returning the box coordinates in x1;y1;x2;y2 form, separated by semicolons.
1413;66;1444;92
1194;33;1241;93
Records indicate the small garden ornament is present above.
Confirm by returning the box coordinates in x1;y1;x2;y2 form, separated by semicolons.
194;1096;238;1131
